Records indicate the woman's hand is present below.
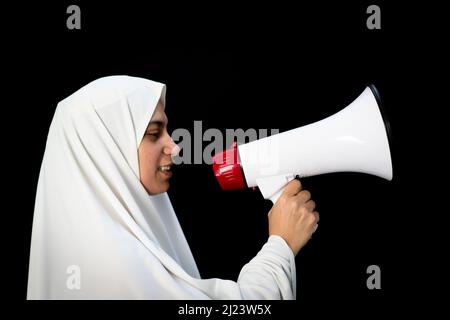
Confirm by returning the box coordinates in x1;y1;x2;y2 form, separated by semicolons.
268;179;319;256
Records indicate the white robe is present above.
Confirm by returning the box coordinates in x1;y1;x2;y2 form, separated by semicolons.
27;75;296;299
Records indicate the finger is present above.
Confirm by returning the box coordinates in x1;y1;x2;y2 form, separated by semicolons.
304;199;316;211
296;190;311;203
282;179;302;197
312;211;320;223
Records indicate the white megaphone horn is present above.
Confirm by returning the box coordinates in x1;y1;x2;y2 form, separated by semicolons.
212;84;393;203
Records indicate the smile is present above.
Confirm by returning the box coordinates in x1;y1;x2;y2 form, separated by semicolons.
158;164;172;172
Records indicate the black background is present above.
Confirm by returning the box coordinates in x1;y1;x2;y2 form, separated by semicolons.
5;0;444;317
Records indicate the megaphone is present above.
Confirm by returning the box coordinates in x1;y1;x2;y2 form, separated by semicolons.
212;84;393;203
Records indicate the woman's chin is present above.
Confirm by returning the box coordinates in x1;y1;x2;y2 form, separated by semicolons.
144;180;170;195
156;182;170;194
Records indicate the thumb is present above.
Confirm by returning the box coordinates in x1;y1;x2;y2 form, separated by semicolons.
282;179;302;197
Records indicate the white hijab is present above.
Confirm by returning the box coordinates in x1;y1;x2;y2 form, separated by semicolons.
27;76;296;299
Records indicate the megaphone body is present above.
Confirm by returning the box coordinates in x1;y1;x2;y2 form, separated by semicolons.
212;85;393;203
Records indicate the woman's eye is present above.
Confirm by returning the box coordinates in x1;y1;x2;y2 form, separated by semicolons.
146;132;160;139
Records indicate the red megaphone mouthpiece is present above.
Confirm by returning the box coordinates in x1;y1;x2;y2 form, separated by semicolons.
212;142;247;190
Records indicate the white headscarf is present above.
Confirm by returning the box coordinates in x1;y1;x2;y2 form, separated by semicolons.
27;76;296;300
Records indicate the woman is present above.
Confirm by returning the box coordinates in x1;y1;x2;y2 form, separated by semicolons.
27;75;319;299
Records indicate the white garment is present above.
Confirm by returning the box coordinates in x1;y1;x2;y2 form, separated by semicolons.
27;75;296;299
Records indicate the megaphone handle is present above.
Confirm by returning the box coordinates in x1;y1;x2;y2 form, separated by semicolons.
269;189;284;204
257;174;296;203
268;175;297;203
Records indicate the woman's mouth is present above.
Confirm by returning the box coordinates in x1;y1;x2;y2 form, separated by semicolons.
158;164;173;178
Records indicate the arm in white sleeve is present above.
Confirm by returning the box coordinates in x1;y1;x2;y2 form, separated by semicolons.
236;235;296;300
139;235;297;300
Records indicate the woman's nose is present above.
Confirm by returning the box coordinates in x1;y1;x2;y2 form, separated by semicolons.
171;143;181;157
163;138;180;157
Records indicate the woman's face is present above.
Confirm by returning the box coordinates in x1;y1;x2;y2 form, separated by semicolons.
138;100;178;195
